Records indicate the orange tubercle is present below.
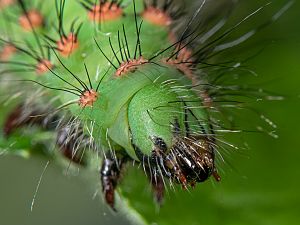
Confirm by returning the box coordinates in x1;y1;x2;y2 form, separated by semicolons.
0;0;15;9
57;33;79;57
115;57;148;77
88;2;123;22
164;61;197;84
19;10;44;31
164;47;199;84
0;44;16;61
78;90;98;108
142;6;172;26
35;59;53;75
176;47;193;62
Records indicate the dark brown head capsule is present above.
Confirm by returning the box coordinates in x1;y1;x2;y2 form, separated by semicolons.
164;136;220;188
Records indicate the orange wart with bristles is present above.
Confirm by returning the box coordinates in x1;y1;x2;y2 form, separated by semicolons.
87;2;123;22
115;57;148;77
0;44;16;61
0;0;14;9
57;33;79;57
35;59;53;75
142;6;172;26
19;9;44;31
78;90;98;108
163;45;198;84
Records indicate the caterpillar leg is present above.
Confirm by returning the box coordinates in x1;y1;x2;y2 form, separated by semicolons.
56;127;87;165
3;104;86;164
3;104;57;136
146;167;165;205
4;104;24;137
100;155;126;211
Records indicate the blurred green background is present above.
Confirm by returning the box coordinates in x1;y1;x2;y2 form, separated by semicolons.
0;0;299;225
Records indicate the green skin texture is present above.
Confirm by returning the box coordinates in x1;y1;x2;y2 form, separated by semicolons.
0;0;211;160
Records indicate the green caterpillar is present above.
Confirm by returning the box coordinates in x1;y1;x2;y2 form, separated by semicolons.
0;0;292;212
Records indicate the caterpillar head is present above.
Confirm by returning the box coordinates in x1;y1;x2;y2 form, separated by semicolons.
169;136;216;184
128;78;220;188
150;135;219;189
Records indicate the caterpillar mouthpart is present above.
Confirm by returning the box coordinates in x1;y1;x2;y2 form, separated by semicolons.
168;136;219;185
134;135;219;190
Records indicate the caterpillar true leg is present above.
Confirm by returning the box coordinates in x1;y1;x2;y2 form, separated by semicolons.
3;104;58;137
146;164;165;205
56;126;87;165
100;154;127;211
4;104;87;164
